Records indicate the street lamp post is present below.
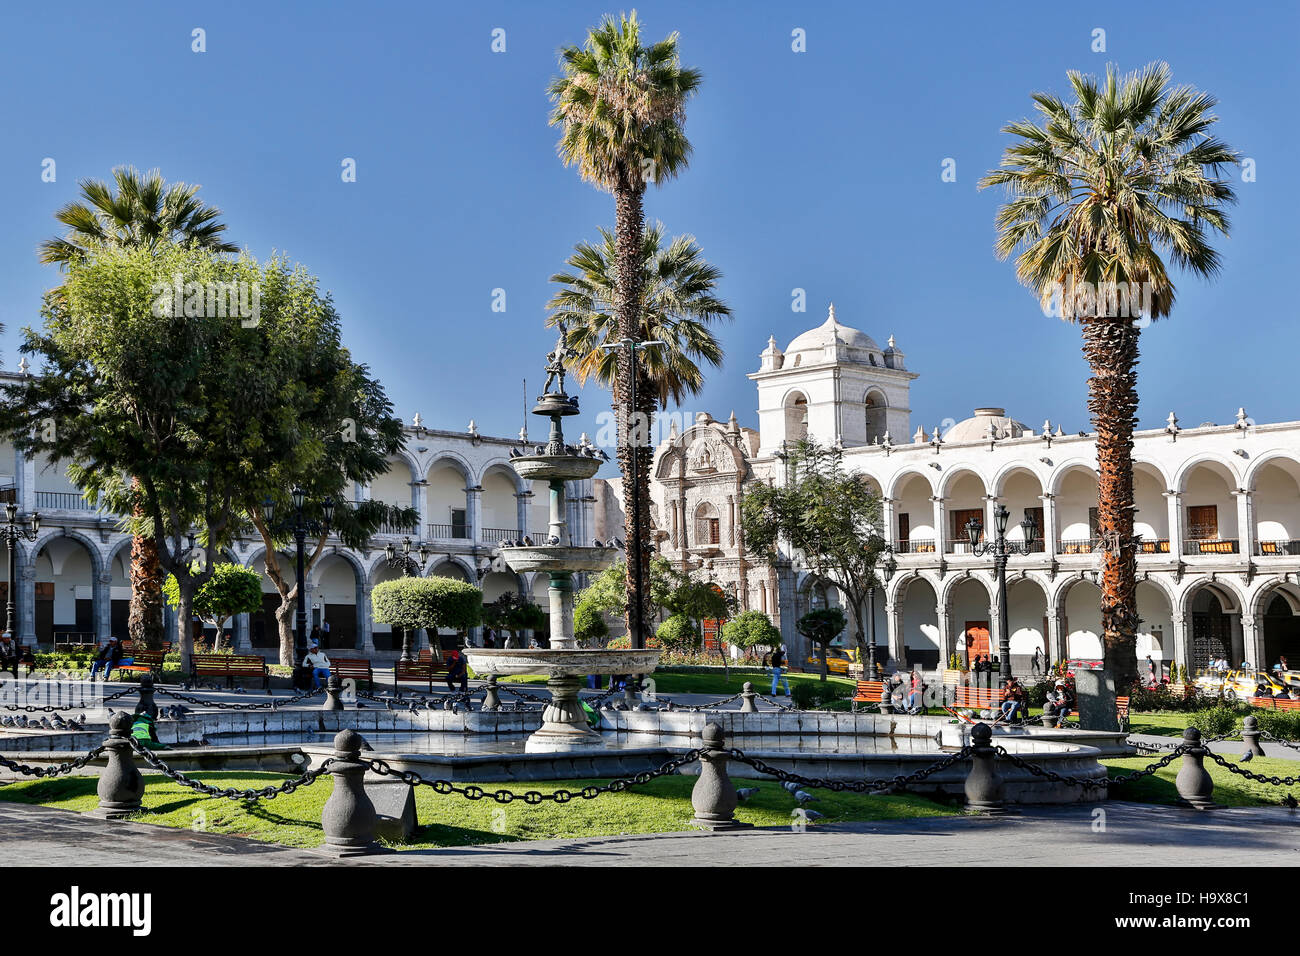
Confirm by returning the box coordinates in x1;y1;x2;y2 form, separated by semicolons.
2;504;40;638
867;550;897;676
262;489;334;669
966;504;1037;680
382;536;430;661
599;337;665;651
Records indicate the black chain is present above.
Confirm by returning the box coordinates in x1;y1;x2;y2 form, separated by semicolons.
495;683;552;705
2;683;135;713
154;686;324;710
362;748;704;803
0;746;107;778
1204;750;1300;787
725;746;973;793
1258;730;1300;753
995;745;1186;789
755;693;798;712
669;692;748;712
126;738;333;802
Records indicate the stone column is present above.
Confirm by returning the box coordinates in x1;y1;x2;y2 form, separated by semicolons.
16;448;35;514
1164;491;1184;561
93;570;112;642
515;490;532;538
1040;492;1058;557
412;480;428;535
931;495;947;555
934;596;951;668
1232;489;1254;557
726;494;736;547
234;612;252;651
359;582;375;654
18;556;36;645
466;485;482;543
984;495;1000;552
880;496;896;546
886;600;908;667
1241;615;1263;670
1046;606;1066;665
1170;612;1189;670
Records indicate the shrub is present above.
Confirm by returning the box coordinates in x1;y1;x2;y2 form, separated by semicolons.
1025;678;1052;707
573;600;609;646
1187;706;1240;738
1128;683;1205;713
372;576;483;633
721;610;781;652
655;614;700;652
791;680;850;710
1252;708;1300;742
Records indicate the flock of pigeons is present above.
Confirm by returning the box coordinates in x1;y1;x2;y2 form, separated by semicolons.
497;535;624;549
1;713;87;731
509;443;609;462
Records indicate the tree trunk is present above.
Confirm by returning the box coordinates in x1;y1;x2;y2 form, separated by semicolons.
1081;316;1141;692
127;494;165;650
613;173;650;648
276;598;296;666
174;582;195;676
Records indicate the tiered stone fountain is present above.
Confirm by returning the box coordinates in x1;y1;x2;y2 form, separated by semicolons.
464;345;660;752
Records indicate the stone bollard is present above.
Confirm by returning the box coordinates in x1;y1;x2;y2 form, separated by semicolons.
133;672;158;720
321;674;344;711
95;711;145;819
1174;727;1217;810
690;723;752;831
482;675;500;712
739;682;758;713
1241;715;1266;758
320;729;380;856
623;675;640;711
1041;704;1057;729
963;722;1005;814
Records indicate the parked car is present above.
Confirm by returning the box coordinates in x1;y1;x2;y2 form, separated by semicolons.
1194;668;1287;700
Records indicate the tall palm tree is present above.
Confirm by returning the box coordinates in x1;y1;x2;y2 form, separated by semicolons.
41;166;237;651
547;223;730;407
549;11;702;647
980;63;1237;690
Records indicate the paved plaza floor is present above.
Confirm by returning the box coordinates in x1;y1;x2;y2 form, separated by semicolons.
1;800;1295;867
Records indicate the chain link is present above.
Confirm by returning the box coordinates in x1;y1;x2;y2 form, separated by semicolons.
755;693;798;712
995;744;1186;789
0;746;107;778
155;686;324;710
1257;730;1300;753
362;748;704;802
495;683;552;705
2;683;135;713
1204;750;1300;787
126;738;333;802
724;746;972;793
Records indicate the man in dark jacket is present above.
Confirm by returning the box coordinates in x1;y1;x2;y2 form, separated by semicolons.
89;637;124;681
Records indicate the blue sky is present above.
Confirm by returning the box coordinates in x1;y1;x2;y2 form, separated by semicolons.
1;0;1294;460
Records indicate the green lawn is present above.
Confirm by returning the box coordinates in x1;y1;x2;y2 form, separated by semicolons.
0;771;956;849
1125;711;1206;738
1102;753;1299;807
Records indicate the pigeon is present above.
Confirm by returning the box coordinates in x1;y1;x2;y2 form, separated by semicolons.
0;716;13;727
593;539;602;548
597;449;609;461
548;535;560;545
384;698;394;711
1283;794;1298;809
14;715;29;728
509;448;521;459
76;713;87;725
794;790;817;805
50;713;67;729
801;809;825;821
736;787;760;802
234;687;246;694
66;718;84;731
357;702;368;709
39;716;54;730
1240;751;1254;763
781;780;800;795
522;536;533;546
613;538;625;549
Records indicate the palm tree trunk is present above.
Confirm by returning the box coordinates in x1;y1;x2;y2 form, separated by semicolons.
127;490;165;650
614;171;650;647
1081;316;1141;692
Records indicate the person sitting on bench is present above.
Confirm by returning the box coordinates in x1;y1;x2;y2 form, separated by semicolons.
302;641;331;691
0;631;18;676
89;636;126;681
445;648;469;694
999;678;1027;722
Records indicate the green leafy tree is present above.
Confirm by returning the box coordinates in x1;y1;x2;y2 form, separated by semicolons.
163;563;262;650
573;598;610;646
550;11;702;649
742;439;886;675
40;166;238;653
482;592;548;648
372;577;483;649
979;63;1237;690
655;613;700;652
797;608;848;681
0;243;393;673
722;610;782;658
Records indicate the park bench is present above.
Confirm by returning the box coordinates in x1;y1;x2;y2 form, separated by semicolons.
851;679;886;712
394;659;444;694
329;657;373;689
944;685;1003;722
1248;696;1300;712
1059;694;1131;729
192;653;269;690
115;650;165;677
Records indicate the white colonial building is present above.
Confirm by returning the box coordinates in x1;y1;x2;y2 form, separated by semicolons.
0;369;599;658
628;305;1300;674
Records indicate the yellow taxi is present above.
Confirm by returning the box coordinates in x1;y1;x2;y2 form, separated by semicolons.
1194;668;1287;700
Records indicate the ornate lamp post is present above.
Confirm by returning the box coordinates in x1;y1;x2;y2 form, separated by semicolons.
598;337;665;650
262;489;334;667
383;536;429;661
966;505;1037;680
866;549;897;676
2;504;40;638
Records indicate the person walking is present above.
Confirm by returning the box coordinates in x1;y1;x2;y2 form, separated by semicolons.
1030;647;1042;677
769;645;791;696
302;641;331;691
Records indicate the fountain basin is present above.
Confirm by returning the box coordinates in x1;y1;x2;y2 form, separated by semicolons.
499;545;619;573
509;456;602;482
464;648;660;678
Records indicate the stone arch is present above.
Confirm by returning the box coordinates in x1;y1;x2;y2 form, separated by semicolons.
864;388;888;443
424;451;474;484
938;570;996;610
989;462;1045;499
479;459;528;495
936;464;989;499
1172;454;1242;494
1178;576;1244;617
1047;459;1098;497
782;390;809;443
885;467;936;501
1244;449;1300;491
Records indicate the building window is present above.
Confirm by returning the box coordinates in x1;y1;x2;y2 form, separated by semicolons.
451;508;467;538
897;512;910;546
707;518;720;545
952;509;983;542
